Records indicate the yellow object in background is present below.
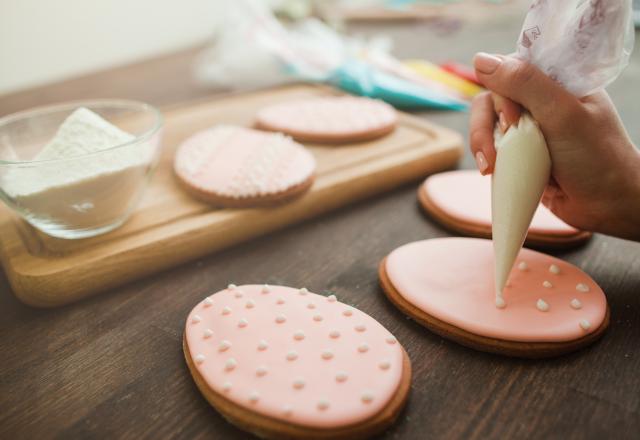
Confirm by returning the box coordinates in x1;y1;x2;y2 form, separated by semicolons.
404;59;483;99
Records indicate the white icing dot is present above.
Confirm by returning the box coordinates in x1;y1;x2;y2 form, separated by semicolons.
335;372;348;382
307;302;316;309
313;314;323;322
249;391;260;403
222;381;232;392
299;287;308;295
222;306;232;315
517;261;528;271
276;297;285;305
317;399;330;411
262;284;270;294
579;319;591;331
286;350;298;361
570;298;583;310
358;343;370;353
536;299;550;312
275;314;287;323
355;324;366;332
321;350;334;360
238;318;248;328
228;284;237;290
543;280;553;288
343;309;353;317
293;330;305;341
361;392;374;403
219;340;232;352
495;297;506;309
386;336;397;345
203;329;214;339
195;354;205;364
192;315;202;324
256;366;268;377
245;300;255;309
293;378;305;389
234;291;244;298
257;340;268;351
282;405;293;416
327;294;337;302
576;283;590;293
203;297;213;307
329;330;341;339
225;358;237;371
549;264;561;275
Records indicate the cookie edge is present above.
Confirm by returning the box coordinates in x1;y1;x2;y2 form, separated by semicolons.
183;333;412;439
417;182;592;249
379;256;609;359
255;120;397;145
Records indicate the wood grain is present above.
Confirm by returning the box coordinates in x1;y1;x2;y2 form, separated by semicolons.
1;6;640;440
0;84;463;307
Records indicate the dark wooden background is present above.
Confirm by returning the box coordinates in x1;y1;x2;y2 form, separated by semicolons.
1;6;639;439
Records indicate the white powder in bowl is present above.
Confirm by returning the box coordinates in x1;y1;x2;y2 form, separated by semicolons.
2;107;157;232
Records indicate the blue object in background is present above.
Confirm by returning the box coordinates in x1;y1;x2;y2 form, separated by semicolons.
329;59;468;111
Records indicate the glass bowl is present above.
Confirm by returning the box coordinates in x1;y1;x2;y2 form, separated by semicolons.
0;100;163;239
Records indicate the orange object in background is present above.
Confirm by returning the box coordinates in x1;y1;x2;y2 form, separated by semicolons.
440;61;482;86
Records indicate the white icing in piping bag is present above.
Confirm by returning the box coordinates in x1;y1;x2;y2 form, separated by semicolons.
492;113;550;307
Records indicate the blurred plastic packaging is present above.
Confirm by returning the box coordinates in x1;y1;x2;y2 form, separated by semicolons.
516;0;634;97
195;0;467;110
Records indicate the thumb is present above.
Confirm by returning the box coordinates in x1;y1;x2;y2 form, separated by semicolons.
473;53;580;130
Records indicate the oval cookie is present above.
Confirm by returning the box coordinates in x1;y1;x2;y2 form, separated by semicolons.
418;170;591;248
255;96;398;144
379;238;608;358
184;285;411;439
174;125;316;207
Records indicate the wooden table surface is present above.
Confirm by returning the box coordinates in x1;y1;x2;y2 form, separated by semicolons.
1;6;639;439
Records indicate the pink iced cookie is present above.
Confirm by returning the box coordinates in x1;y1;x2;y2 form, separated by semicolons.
174;125;316;207
418;170;591;247
255;96;398;144
380;238;609;358
183;284;411;439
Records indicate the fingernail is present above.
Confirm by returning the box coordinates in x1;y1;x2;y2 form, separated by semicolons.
499;112;508;133
473;52;502;75
475;151;489;175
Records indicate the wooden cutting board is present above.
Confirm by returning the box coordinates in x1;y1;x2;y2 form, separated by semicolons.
0;84;463;307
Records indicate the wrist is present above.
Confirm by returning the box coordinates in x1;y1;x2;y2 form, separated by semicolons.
617;147;640;241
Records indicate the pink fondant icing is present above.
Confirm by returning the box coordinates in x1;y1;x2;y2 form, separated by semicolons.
174;125;315;199
185;285;403;428
385;238;607;342
256;97;397;137
422;170;579;236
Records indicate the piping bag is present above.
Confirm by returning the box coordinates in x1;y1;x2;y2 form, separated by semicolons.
492;0;634;308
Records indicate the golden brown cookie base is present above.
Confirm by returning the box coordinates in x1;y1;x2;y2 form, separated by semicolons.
176;173;315;208
379;257;609;359
183;334;412;439
255;121;396;145
417;184;592;249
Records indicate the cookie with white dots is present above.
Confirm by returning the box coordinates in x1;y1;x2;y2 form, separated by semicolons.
418;170;591;248
174;125;316;207
379;238;609;358
183;284;411;439
255;96;398;144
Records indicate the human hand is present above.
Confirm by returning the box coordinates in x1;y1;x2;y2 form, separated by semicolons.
469;52;640;241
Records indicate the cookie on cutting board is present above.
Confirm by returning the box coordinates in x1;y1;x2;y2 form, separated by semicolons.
184;284;411;439
255;96;398;144
174;125;316;208
418;170;591;248
379;237;609;358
